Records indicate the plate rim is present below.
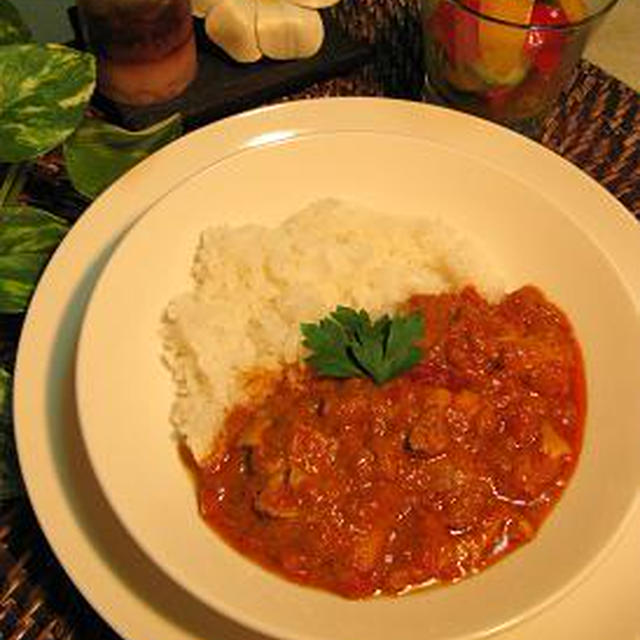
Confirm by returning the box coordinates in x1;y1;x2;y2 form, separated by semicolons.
14;97;640;640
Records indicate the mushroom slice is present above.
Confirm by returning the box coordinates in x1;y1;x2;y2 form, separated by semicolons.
205;0;263;63
256;0;324;60
254;471;300;519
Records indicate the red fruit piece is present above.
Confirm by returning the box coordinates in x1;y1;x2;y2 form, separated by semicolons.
454;0;480;65
429;0;480;65
428;0;456;58
486;84;514;109
525;3;568;74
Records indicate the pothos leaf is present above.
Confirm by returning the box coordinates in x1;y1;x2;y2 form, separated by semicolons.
0;162;28;207
0;252;50;313
0;0;32;45
64;114;183;199
0;43;96;163
0;205;68;254
0;205;68;313
0;367;23;499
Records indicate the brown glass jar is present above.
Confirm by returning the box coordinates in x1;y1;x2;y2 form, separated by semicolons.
77;0;197;106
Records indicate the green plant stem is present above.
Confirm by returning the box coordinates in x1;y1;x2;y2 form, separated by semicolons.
0;162;28;207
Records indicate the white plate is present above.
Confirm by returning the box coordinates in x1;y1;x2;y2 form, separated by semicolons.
14;98;640;640
74;99;640;640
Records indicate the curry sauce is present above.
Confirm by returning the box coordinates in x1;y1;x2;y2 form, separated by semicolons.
197;286;585;598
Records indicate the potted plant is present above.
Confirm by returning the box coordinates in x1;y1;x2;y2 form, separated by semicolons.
0;0;183;497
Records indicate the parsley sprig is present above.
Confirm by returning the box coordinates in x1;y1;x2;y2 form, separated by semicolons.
301;306;424;385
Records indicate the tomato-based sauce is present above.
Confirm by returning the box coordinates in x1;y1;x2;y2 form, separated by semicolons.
196;286;586;598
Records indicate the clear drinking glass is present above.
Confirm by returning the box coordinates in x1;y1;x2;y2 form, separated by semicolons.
77;0;197;106
421;0;620;137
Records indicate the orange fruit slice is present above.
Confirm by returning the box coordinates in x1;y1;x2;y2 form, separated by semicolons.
557;0;587;22
477;0;535;85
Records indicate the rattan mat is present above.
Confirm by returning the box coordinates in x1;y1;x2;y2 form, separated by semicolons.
2;0;639;638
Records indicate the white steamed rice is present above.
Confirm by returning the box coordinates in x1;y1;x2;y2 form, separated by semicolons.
162;198;504;462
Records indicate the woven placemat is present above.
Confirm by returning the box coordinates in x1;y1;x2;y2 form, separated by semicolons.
2;1;639;638
541;61;640;217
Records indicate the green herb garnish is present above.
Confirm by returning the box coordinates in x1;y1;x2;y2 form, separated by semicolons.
301;306;424;385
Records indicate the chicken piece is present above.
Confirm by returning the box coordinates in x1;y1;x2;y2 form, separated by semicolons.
407;406;449;457
370;432;404;480
350;527;388;573
454;389;481;412
288;465;310;489
290;424;337;475
407;388;453;455
441;477;491;531
501;334;573;398
475;404;501;438
505;400;541;448
506;450;565;499
237;411;273;447
347;485;403;574
445;390;481;440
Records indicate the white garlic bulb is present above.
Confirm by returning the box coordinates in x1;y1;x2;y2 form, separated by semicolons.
192;0;342;63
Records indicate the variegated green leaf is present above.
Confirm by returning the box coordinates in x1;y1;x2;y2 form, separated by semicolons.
0;369;9;426
64;114;182;198
0;206;67;254
0;43;96;163
0;0;31;45
0;252;50;312
0;205;68;313
0;163;28;206
0;367;22;499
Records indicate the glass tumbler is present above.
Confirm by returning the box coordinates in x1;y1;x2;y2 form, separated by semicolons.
421;0;620;137
77;0;197;106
